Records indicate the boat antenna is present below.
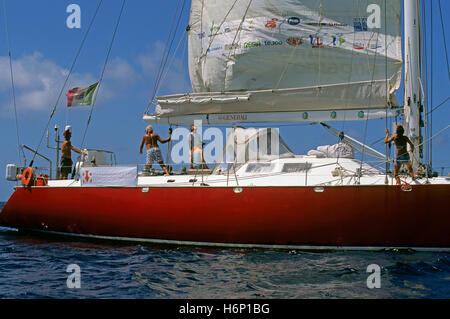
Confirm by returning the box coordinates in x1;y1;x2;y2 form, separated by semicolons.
2;0;26;166
27;0;103;168
80;0;127;150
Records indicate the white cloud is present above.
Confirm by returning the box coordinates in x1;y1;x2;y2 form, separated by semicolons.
0;52;96;112
104;57;139;82
0;47;191;115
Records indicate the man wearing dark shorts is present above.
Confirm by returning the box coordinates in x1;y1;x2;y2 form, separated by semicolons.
384;125;415;185
60;128;84;180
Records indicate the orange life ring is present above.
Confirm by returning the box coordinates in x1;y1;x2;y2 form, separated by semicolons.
21;167;35;187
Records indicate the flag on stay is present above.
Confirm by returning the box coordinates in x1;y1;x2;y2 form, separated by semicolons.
66;82;99;107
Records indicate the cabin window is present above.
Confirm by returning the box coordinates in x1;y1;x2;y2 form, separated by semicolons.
245;163;275;173
282;163;312;173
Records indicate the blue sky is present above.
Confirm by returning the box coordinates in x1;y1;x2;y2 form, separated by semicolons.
0;0;448;201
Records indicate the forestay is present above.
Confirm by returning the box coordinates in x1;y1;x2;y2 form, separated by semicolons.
151;0;402;120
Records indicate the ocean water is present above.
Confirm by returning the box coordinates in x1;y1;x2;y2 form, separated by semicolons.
0;202;449;299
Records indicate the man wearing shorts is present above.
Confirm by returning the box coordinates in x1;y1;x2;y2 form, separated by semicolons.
60;128;85;180
139;125;171;175
384;125;415;185
188;124;208;169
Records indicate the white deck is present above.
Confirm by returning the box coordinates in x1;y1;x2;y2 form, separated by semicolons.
46;156;450;188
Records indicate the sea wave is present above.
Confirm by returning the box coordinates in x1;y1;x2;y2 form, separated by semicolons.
0;201;449;299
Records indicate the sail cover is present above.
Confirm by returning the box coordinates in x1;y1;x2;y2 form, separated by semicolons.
212;127;295;173
154;0;402;119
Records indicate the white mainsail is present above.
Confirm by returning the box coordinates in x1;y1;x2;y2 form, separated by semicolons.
147;0;403;123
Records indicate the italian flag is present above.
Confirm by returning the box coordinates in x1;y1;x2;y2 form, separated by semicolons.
66;82;99;107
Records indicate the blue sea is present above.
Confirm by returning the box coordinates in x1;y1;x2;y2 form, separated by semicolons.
0;202;449;299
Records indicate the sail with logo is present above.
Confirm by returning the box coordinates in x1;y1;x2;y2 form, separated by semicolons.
144;0;402;124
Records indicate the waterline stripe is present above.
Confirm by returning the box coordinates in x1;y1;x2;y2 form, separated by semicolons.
21;228;450;252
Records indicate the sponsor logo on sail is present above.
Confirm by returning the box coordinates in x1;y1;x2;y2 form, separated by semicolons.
309;35;323;48
197;32;206;39
207;46;223;53
305;22;347;27
353;42;365;50
265;18;279;29
225;44;240;50
210;26;220;33
287;37;303;45
244;19;255;31
287;17;300;25
264;40;283;46
225;43;241;50
328;22;347;27
244;41;261;48
369;43;381;49
354;17;368;32
330;35;346;47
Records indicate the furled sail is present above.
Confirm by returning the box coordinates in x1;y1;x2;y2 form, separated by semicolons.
148;0;402;123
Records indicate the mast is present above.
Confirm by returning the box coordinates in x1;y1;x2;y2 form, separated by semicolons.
403;0;424;167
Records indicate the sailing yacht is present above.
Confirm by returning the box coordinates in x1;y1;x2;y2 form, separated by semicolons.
1;0;449;250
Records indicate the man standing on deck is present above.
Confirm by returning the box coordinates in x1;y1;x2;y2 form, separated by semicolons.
384;125;415;185
188;124;208;170
139;125;171;175
60;127;85;180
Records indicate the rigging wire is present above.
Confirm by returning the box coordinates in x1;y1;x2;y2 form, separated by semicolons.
428;97;449;115
200;0;204;55
157;30;187;96
28;0;103;167
176;32;189;94
144;0;185;115
384;0;389;180
438;0;450;81
430;0;433;170
358;26;381;183
202;0;239;59
2;0;26;166
340;0;362;148
421;0;430;177
223;0;254;91
80;0;126;150
153;0;186;96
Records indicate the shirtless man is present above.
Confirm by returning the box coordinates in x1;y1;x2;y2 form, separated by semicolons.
139;125;171;175
384;125;415;185
60;129;84;180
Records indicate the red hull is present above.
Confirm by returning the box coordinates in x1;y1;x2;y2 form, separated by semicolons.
1;185;449;249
